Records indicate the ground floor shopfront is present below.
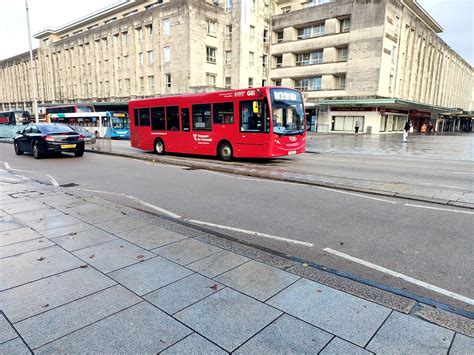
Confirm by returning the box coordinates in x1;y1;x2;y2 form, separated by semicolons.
309;98;471;134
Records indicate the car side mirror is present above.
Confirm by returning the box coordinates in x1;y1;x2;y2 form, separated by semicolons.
16;130;21;134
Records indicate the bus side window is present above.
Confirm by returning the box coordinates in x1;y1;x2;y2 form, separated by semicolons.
139;108;150;127
240;100;268;133
192;104;212;131
166;106;179;131
181;108;190;131
213;102;234;124
134;109;139;126
151;107;165;131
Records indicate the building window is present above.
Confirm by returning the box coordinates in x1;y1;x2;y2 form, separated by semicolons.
148;75;154;91
248;77;254;88
393;16;400;33
250;25;255;39
336;74;346;90
296;50;323;66
139;77;144;92
281;6;291;13
136;28;144;42
338;47;348;61
138;52;144;66
163;18;170;36
306;0;333;6
165;73;171;88
340;17;350;32
146;25;153;39
225;0;233;12
125;78;130;92
392;46;397;64
225;50;231;65
43;38;50;46
275;31;284;43
249;52;255;66
297;24;325;39
332;116;363;132
294;77;322;91
164;46;171;63
148;50;154;65
207;20;217;35
206;46;217;63
206;73;217;87
225;77;231;89
389;74;393;92
123;32;128;46
274;55;283;68
263;29;269;43
225;25;232;39
192;104;212;131
274;79;282;86
262;55;267;67
124;55;130;68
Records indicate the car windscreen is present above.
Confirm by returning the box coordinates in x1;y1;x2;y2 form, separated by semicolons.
40;124;75;133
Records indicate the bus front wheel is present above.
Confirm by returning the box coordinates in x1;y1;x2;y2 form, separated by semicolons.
218;142;233;161
154;139;165;155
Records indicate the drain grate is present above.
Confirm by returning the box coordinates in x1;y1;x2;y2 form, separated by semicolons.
9;190;44;199
60;183;80;188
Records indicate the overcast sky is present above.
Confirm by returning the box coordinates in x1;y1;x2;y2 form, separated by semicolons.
0;0;472;65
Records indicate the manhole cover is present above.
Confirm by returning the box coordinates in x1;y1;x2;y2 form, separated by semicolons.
9;190;44;199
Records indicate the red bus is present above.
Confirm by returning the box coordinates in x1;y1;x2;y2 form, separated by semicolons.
129;87;306;160
45;104;95;115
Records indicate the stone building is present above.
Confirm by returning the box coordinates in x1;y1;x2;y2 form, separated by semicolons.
0;0;472;132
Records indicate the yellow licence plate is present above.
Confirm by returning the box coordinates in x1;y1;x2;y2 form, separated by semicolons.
61;144;76;149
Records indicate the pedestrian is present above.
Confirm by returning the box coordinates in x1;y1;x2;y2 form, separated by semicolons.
403;120;411;143
354;120;360;134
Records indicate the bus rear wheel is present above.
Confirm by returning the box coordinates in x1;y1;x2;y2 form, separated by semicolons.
218;142;233;161
154;139;165;155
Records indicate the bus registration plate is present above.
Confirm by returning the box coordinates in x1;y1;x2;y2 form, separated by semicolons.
61;144;76;149
288;150;296;155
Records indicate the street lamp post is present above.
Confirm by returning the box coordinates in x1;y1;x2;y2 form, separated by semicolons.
25;0;39;123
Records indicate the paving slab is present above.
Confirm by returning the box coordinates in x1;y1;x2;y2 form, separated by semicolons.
161;333;227;355
0;337;31;354
51;228;117;252
0;200;45;214
450;333;474;355
38;221;94;239
0;313;17;343
0;246;84;290
72;239;155;273
144;273;222;314
0;217;24;232
187;250;250;278
216;260;300;301
94;217;149;234
115;225;189;249
0;238;54;258
15;285;141;349
366;311;454;354
175;287;282;352
267;279;391;347
36;302;192;354
108;256;193;296
12;208;65;223
0;266;116;323
0;227;43;247
320;337;372;355
26;215;82;232
153;238;222;265
234;314;332;355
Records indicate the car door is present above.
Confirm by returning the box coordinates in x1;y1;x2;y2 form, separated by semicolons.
17;125;32;152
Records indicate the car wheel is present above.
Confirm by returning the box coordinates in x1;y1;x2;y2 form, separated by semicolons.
74;150;84;157
32;143;41;159
218;142;233;161
14;142;23;155
154;139;165;155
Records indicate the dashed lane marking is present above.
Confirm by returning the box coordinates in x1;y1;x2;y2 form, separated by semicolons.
405;203;474;215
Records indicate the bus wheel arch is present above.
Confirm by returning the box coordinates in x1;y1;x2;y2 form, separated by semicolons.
217;140;233;161
154;138;165;155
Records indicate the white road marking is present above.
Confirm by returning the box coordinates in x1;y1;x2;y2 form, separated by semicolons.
187;219;314;247
450;171;474;175
3;162;11;170
77;188;181;219
405;204;474;215
46;174;59;187
323;248;474;305
316;186;398;204
205;170;308;186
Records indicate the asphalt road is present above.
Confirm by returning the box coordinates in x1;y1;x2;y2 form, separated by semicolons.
1;147;473;312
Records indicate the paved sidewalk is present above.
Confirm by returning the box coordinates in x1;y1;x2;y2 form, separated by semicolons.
1;170;473;354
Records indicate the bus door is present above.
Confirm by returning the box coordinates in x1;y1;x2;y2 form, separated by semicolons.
164;106;181;152
180;107;193;154
190;104;214;155
235;100;269;157
133;108;152;149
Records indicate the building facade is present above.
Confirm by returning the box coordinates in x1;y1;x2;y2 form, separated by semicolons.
1;0;473;132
